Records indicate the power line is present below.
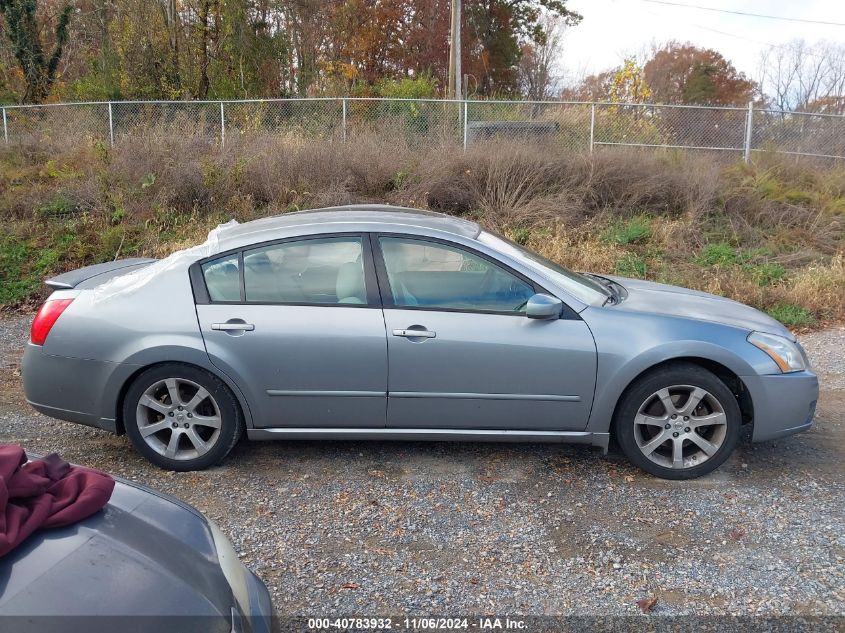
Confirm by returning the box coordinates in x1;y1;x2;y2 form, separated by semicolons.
633;0;845;27
630;2;838;61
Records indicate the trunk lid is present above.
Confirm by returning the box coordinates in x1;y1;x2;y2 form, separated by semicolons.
45;258;157;290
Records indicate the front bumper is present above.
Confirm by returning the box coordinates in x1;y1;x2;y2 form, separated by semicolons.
743;370;818;442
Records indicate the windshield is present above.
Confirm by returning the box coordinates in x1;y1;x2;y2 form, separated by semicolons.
478;231;611;305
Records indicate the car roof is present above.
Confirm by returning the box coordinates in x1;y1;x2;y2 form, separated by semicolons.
213;205;481;252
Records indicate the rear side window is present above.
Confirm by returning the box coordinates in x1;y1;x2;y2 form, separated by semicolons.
201;255;240;302
243;237;366;305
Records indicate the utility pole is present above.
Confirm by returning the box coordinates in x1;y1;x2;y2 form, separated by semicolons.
448;0;462;98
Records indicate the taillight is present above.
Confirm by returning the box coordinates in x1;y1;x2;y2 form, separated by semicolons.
31;299;74;345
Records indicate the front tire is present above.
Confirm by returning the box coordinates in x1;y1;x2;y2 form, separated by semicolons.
613;363;742;480
123;363;243;471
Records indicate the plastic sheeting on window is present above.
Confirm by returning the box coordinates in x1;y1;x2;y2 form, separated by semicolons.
91;220;239;303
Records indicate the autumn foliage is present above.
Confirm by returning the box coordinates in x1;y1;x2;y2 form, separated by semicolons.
643;42;755;106
0;0;581;103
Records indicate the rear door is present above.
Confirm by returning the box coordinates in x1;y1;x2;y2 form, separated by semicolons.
373;235;597;431
194;234;388;428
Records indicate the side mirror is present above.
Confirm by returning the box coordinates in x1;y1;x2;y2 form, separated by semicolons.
526;293;563;320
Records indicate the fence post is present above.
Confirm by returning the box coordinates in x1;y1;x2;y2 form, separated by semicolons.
342;97;347;142
743;101;754;163
589;103;596;153
2;107;7;144
462;100;468;151
107;101;114;146
220;101;226;148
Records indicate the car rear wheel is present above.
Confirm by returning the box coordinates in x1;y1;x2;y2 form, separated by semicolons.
613;363;742;480
124;364;243;471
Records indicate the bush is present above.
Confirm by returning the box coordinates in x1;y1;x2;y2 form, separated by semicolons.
376;74;439;99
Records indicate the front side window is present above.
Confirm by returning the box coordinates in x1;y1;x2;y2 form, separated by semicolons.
201;254;240;302
243;237;366;305
379;237;534;313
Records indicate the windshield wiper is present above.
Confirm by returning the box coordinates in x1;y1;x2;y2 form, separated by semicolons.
585;273;619;305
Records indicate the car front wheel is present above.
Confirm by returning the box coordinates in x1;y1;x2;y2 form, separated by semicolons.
614;363;742;480
123;363;243;471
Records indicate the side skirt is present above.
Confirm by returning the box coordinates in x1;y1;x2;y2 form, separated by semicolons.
246;428;610;453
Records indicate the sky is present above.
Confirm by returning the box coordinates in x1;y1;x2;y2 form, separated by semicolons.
559;0;845;83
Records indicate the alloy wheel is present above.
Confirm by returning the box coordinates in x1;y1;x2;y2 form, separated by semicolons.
633;384;728;470
135;377;222;461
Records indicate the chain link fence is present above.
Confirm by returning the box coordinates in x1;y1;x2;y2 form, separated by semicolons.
2;98;844;161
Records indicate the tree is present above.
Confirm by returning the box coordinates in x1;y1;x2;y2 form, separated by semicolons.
609;58;651;104
159;0;181;91
108;0;181;98
560;59;651;104
759;39;845;113
560;69;614;101
465;0;579;96
643;42;754;106
0;0;583;101
0;0;73;102
517;13;566;100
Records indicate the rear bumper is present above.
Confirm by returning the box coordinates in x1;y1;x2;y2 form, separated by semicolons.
744;370;818;442
22;343;136;434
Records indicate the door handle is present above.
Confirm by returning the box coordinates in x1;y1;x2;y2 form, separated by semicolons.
212;322;255;331
393;328;436;339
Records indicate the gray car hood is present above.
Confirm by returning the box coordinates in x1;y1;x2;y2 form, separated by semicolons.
0;477;233;629
605;275;795;340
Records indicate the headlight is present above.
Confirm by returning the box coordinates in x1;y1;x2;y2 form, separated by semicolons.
747;331;807;373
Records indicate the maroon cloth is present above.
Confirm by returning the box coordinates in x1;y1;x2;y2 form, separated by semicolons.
0;444;115;557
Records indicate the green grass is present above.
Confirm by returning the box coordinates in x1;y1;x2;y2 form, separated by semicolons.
695;242;737;266
602;216;651;245
746;262;786;287
614;253;648;277
37;193;78;218
767;303;816;328
512;228;532;245
0;237;40;304
0;221;145;306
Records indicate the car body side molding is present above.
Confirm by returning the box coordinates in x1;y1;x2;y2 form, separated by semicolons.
246;427;610;452
390;392;582;402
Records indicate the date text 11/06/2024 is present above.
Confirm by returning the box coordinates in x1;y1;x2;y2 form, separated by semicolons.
307;617;528;630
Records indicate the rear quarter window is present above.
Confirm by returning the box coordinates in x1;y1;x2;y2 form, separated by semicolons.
201;255;240;302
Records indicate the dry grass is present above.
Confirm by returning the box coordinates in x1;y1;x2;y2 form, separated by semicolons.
1;131;843;327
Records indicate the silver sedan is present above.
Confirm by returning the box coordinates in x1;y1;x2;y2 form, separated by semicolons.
22;206;818;479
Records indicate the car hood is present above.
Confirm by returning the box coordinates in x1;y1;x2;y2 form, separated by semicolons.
605;275;795;340
0;477;233;629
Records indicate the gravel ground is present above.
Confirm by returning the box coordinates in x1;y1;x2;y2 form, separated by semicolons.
0;315;843;621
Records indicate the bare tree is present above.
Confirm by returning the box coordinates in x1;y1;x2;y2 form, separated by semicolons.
518;14;566;101
158;0;181;91
759;39;845;114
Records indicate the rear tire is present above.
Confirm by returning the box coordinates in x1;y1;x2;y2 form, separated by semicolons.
123;363;243;471
613;363;741;480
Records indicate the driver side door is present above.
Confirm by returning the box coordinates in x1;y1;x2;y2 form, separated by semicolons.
374;235;598;431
